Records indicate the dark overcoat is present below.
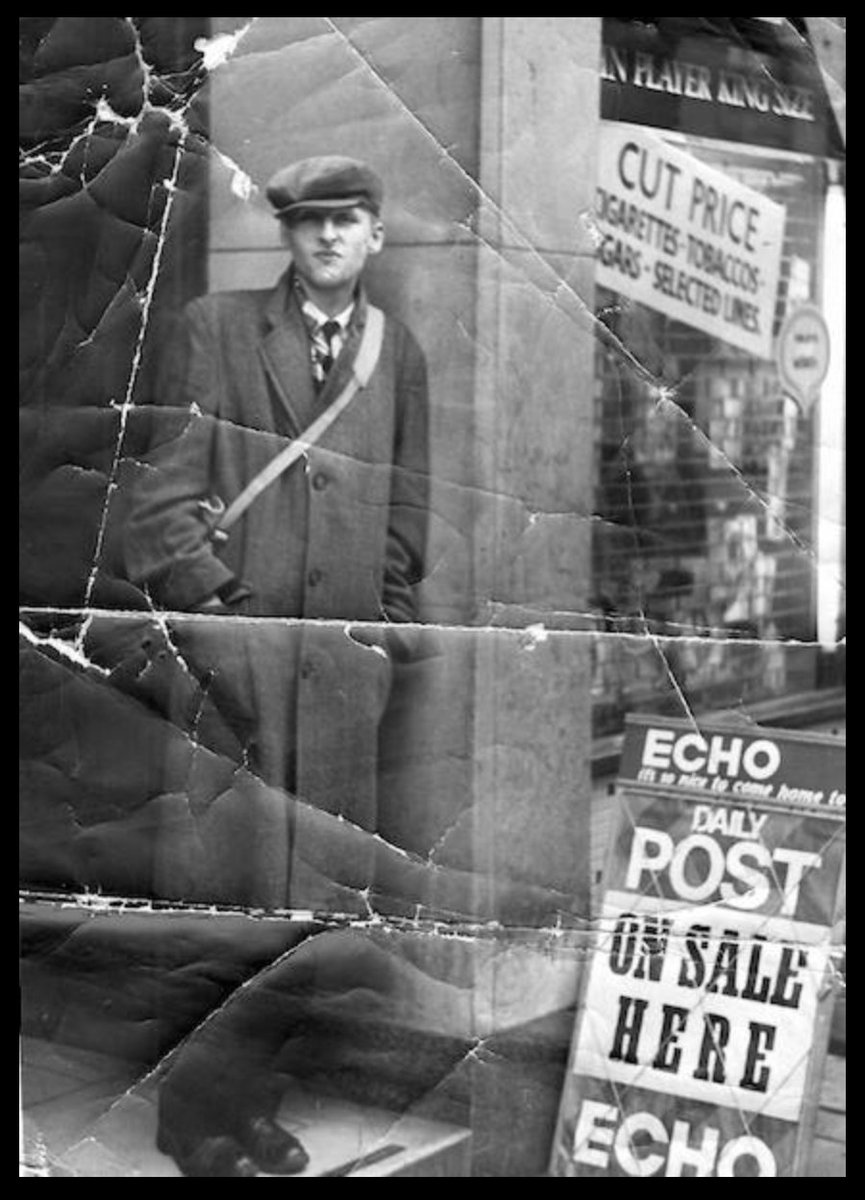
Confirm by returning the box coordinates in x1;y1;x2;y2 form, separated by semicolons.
123;270;430;893
127;269;429;621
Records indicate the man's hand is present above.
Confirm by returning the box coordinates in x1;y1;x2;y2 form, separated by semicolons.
192;579;253;614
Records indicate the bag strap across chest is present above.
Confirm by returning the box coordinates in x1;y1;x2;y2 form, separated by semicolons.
214;305;385;536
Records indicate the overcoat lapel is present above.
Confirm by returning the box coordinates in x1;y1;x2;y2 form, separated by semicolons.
259;277;317;436
258;273;373;435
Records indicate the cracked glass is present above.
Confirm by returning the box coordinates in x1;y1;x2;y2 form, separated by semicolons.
20;17;844;1178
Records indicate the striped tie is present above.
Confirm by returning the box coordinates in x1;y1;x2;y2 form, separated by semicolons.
318;319;341;382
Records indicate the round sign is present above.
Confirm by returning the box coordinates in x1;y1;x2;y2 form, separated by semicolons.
776;304;830;414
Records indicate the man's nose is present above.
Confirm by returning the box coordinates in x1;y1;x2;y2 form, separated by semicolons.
318;217;338;242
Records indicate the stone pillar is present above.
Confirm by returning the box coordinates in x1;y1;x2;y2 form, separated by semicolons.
453;18;601;1174
468;14;600;938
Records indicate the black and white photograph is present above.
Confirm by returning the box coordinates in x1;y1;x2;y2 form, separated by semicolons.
20;18;845;1177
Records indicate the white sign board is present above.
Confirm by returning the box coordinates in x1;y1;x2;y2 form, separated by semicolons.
595;124;786;359
550;718;846;1179
777;304;830;413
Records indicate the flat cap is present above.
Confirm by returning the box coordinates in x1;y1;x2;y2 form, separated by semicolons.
266;156;384;218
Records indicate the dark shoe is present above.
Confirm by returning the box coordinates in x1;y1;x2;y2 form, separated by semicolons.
238;1116;309;1175
157;1129;258;1178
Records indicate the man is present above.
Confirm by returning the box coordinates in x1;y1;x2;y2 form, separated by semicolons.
127;155;429;624
122;159;432;1176
125;155;430;807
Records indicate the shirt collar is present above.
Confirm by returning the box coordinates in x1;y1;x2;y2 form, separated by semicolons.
294;277;355;332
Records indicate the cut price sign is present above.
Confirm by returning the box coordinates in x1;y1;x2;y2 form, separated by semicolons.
551;717;845;1178
595;124;786;359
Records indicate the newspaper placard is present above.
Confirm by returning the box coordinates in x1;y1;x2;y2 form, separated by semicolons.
618;716;846;812
551;717;845;1178
595;124;786;359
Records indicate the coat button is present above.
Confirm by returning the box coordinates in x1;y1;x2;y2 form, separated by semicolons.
312;472;329;491
307;567;323;587
300;659;315;679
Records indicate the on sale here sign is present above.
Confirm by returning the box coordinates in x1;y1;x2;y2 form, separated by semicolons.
550;717;845;1178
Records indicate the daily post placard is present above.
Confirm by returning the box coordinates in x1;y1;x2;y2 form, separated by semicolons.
551;716;845;1178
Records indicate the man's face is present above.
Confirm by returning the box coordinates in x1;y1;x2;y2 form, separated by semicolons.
283;205;384;297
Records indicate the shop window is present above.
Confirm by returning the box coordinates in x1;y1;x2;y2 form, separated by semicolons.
591;17;843;735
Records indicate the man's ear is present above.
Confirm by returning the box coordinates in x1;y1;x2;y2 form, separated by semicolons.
368;217;385;256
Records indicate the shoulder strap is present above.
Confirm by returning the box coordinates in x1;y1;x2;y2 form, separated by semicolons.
349;304;385;388
215;306;385;536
